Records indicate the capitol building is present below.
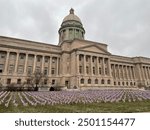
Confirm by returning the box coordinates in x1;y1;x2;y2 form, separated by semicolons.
0;9;150;89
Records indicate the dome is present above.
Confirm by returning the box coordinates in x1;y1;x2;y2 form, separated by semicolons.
62;8;82;23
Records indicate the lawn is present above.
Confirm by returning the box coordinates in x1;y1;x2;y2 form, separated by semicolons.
0;100;150;113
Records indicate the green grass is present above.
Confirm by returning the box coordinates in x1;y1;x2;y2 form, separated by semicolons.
0;100;150;113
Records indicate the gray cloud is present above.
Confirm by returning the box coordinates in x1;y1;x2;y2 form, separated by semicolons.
0;0;150;57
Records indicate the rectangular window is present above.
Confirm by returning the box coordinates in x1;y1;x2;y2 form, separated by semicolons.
10;54;16;60
51;68;55;75
36;67;41;73
86;56;89;62
44;67;48;75
7;78;11;84
99;67;102;75
0;53;5;59
86;66;89;74
52;79;55;85
37;57;41;62
45;57;49;63
93;67;95;75
0;64;4;73
9;65;14;74
20;55;24;59
27;66;32;74
79;66;82;74
17;79;21;84
18;65;24;74
44;79;47;85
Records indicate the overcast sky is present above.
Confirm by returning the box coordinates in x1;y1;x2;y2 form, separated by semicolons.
0;0;150;57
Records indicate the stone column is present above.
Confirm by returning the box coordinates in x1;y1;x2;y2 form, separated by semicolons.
113;64;116;79
145;67;149;80
96;57;99;75
121;65;124;79
14;52;19;73
133;67;136;80
23;53;28;75
90;56;93;75
49;57;52;76
76;54;79;74
147;67;150;79
41;56;45;73
141;65;145;80
56;57;59;76
33;55;37;73
4;51;10;74
125;66;129;80
107;59;111;76
84;55;86;75
102;58;105;76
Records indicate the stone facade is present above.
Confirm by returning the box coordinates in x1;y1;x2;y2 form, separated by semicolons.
0;9;150;89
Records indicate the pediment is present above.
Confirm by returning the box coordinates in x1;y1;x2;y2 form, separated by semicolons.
77;45;110;55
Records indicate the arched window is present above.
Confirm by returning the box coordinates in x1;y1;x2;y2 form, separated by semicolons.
101;79;105;84
88;79;91;84
95;79;98;84
126;82;128;86
122;82;124;86
80;78;84;84
118;82;120;85
107;79;111;84
130;82;133;86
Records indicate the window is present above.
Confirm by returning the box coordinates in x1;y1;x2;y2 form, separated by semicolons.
45;57;49;63
107;80;111;84
9;65;14;74
88;79;91;84
118;82;120;85
18;65;24;74
20;55;24;59
95;79;98;84
105;68;108;75
93;67;95;75
7;78;11;84
86;66;89;74
51;68;55;75
0;64;4;73
99;58;101;63
17;79;21;84
122;82;124;86
44;79;47;85
27;79;30;84
0;53;5;59
92;57;95;62
86;56;89;62
52;58;56;63
35;67;41;73
99;67;102;75
10;54;16;59
79;66;82;74
101;79;105;84
52;79;55;85
80;78;84;84
27;66;32;74
114;82;116;85
44;67;48;75
37;56;41;62
79;55;82;61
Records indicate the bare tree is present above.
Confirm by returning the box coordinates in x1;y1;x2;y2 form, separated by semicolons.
26;71;48;90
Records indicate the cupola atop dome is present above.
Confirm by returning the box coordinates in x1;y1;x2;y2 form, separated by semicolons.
62;8;82;23
59;8;85;44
